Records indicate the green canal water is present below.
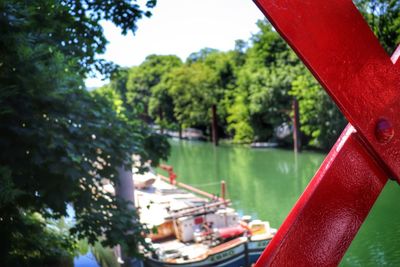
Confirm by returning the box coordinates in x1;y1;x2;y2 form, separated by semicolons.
164;139;400;266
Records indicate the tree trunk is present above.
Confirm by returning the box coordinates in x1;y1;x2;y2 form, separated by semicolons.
116;166;138;267
211;104;219;146
292;98;301;153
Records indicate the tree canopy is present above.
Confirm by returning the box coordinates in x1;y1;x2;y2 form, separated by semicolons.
0;0;170;266
126;55;183;126
355;0;400;54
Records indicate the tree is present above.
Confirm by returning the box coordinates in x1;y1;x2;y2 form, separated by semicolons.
0;0;169;265
167;62;218;133
227;91;254;143
290;71;347;149
147;56;183;132
229;21;300;143
126;55;182;126
207;51;242;145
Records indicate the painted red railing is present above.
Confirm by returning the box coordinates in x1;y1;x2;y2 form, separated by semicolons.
252;0;400;266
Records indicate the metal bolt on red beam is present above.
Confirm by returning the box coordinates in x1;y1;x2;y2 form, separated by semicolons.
375;118;394;143
252;0;400;266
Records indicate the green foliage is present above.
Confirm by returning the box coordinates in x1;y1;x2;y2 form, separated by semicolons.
290;71;347;149
230;21;300;142
147;56;183;129
126;55;182;125
93;85;126;117
187;47;219;64
4;212;75;267
0;0;170;265
0;0;155;78
202;50;241;133
117;49;243;138
167;62;218;128
355;0;400;54
227;92;254;143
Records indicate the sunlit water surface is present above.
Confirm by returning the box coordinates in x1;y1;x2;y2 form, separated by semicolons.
163;140;400;267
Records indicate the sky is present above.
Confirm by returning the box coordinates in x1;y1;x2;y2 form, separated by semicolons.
85;0;265;88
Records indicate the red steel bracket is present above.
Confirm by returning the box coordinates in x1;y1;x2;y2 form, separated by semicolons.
252;0;400;265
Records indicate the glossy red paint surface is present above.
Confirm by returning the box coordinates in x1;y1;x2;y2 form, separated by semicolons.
252;0;400;265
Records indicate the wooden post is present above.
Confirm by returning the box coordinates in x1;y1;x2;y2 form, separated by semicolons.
292;98;301;153
159;107;164;135
211;104;219;146
221;180;226;201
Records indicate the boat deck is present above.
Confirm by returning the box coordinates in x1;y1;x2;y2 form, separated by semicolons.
135;177;208;227
135;174;275;266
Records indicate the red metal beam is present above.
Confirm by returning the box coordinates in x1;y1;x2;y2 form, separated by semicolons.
256;125;387;266
252;0;400;265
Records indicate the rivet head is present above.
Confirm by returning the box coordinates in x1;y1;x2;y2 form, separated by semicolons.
375;118;394;143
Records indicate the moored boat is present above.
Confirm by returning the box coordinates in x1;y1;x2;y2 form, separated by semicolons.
135;170;276;267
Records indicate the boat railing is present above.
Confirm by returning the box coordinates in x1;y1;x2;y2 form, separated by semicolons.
165;200;231;220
